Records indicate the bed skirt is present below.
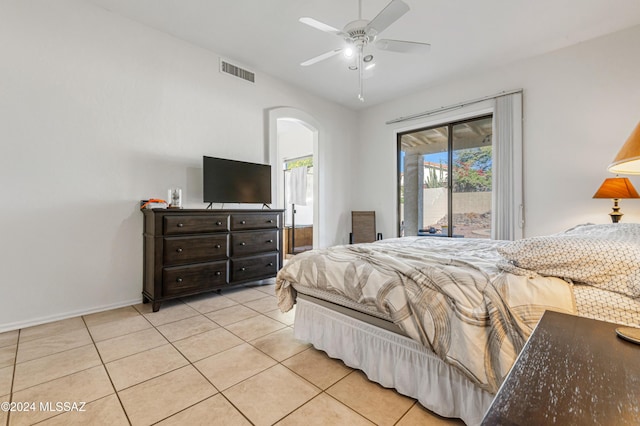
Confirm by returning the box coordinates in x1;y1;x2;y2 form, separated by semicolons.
293;297;494;426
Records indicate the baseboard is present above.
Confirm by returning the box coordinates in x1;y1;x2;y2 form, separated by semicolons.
0;298;142;333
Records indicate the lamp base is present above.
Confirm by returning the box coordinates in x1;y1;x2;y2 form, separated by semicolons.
616;327;640;345
609;198;623;223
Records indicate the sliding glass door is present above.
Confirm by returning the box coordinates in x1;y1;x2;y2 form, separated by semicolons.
398;115;493;238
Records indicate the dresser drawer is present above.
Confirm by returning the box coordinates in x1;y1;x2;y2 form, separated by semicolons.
231;254;278;282
230;213;279;231
162;261;228;297
230;230;278;256
164;214;229;235
163;234;228;266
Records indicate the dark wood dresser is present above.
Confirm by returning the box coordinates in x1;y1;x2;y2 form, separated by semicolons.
482;311;640;425
142;209;283;311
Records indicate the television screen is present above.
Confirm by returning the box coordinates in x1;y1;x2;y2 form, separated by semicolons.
203;156;272;204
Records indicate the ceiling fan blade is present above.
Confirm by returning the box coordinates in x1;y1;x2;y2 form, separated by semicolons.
299;17;344;36
300;48;343;66
365;0;410;36
375;39;431;54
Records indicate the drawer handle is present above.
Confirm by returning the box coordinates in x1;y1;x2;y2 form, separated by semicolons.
267;219;274;223
176;278;183;283
176;248;183;253
240;220;246;224
240;242;246;246
241;267;246;271
214;244;221;249
267;239;273;243
216;221;222;226
267;262;274;267
215;271;222;276
177;223;184;228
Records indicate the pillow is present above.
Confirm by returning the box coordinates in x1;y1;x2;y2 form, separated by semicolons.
497;224;640;297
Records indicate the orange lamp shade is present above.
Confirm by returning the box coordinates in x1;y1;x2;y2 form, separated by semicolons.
608;121;640;174
592;177;640;199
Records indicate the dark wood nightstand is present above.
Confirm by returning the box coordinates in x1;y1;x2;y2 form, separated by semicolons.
482;310;640;425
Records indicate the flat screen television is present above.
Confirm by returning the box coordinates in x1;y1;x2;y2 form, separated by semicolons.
203;156;272;204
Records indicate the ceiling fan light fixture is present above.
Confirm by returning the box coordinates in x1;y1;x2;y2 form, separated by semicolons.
344;47;354;58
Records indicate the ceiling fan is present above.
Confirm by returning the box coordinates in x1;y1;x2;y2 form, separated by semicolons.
299;0;431;102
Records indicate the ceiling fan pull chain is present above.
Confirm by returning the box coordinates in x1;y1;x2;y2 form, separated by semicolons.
358;46;364;102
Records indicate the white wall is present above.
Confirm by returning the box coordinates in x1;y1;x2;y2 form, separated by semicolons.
355;25;640;240
0;0;356;331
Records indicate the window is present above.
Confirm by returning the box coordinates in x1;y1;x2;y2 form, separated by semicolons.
283;156;313;226
398;115;493;238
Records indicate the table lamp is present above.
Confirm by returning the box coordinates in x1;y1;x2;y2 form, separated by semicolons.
592;177;639;223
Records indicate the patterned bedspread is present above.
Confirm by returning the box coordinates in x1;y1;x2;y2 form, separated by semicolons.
276;236;575;393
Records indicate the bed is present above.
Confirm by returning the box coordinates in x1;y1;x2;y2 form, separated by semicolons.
275;223;640;425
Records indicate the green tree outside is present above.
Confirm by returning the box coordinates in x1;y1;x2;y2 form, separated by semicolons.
452;147;492;192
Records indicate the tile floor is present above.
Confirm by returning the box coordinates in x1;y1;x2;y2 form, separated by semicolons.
0;282;464;426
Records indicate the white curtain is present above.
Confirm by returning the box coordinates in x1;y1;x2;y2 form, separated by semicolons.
288;166;308;206
492;93;524;240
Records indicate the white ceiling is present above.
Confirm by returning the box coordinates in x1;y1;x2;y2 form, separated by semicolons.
85;0;640;110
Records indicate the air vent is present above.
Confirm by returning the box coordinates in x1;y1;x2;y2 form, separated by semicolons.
220;59;255;83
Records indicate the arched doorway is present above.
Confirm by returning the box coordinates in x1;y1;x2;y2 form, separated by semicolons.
267;107;320;250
